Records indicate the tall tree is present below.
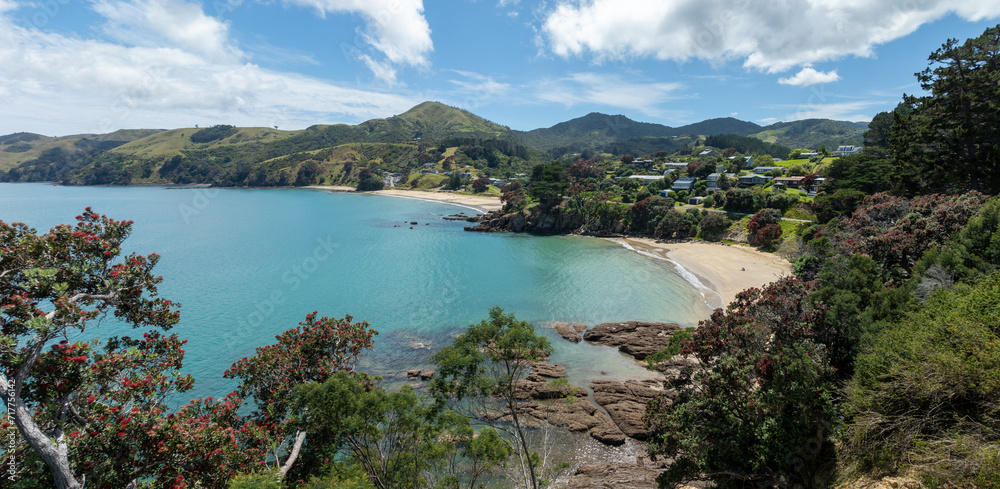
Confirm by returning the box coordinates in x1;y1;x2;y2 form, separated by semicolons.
224;312;377;480
890;25;1000;194
430;307;553;489
0;209;181;488
528;162;569;206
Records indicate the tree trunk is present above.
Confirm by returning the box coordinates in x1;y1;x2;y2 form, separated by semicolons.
279;430;308;477
11;400;81;489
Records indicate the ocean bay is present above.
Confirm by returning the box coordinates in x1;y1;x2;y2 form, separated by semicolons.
0;183;713;403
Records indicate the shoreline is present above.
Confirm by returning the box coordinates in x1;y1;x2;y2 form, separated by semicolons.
618;238;792;309
311;185;789;309
305;186;503;213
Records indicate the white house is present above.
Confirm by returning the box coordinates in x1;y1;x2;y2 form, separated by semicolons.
698;149;717;157
753;166;787;175
833;146;862;156
738;174;773;187
626;175;664;184
672;177;696;191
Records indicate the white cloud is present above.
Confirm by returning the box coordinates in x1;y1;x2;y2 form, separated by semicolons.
778;66;841;86
0;2;419;135
282;0;433;81
445;70;511;111
533;72;683;116
91;0;238;60
541;0;1000;73
771;100;884;123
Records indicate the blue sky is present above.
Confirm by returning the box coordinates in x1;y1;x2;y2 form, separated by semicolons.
1;0;999;136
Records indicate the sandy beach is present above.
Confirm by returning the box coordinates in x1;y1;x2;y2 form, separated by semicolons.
620;238;792;308
306;186;503;213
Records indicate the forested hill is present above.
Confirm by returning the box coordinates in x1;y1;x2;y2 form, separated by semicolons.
0;101;865;186
514;112;865;155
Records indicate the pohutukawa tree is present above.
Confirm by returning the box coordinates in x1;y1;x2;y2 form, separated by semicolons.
224;311;377;480
0;208;192;488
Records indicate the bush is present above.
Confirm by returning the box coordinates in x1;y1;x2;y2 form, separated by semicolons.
698;213;729;240
190;124;238;143
842;272;1000;484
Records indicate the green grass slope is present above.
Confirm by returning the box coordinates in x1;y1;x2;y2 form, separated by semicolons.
752;119;865;149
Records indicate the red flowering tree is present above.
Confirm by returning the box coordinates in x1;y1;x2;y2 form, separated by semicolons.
0;209;254;488
747;208;783;248
645;278;838;488
224;312;376;479
471;176;491;193
832;191;988;282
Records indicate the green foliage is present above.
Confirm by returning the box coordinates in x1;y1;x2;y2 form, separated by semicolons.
646;278;838;488
356;168;385;191
190;124;238;143
842;272;1000;484
821;152;897;194
228;469;285;489
813;188;866;224
917;196;1000;281
529;162;570;205
645;328;694;369
292;373;490;489
704;133;790;158
890;25;1000;194
697;212;730;241
430;307;553;489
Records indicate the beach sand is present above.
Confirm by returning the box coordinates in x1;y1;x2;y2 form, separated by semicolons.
306;186;503;213
621;238;793;309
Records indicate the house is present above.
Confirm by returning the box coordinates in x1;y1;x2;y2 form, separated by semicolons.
688;196;706;205
489;178;505;185
798;152;819;158
672;177;696;191
626;175;664;184
419;169;441;174
663;162;688;171
630;158;654;166
716;165;727;173
833;145;862;157
707;173;737;191
738;174;773;187
773;176;806;188
808;177;826;197
658;190;671;198
744;156;754;168
422;163;434;168
753;166;786;175
698;149;717;157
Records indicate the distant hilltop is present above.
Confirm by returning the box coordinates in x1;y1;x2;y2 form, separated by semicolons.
0;101;866;186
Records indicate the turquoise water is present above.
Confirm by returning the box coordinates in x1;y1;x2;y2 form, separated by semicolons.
0;183;712;403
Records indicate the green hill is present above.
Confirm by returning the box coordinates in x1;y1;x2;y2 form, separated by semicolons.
0;129;163;172
0;102;871;186
752;119;865;149
515;113;765;155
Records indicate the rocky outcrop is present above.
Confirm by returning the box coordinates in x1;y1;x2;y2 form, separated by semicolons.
553;322;588;343
464;202;623;236
527;361;568;381
583;321;681;360
591;380;668;440
564;462;662;488
510;362;629;446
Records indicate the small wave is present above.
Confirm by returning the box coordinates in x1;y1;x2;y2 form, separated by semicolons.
611;239;723;309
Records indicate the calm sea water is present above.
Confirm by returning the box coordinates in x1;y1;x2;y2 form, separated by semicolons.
0;183;713;403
